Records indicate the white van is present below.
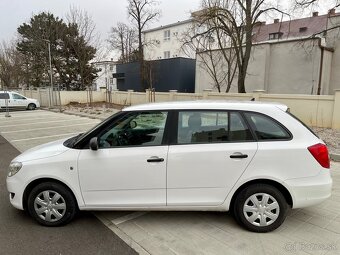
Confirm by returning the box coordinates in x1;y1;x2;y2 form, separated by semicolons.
0;91;40;110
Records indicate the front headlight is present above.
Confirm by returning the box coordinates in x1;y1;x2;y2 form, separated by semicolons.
8;162;22;177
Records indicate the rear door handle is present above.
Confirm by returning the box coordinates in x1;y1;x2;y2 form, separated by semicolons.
230;153;248;159
147;156;164;163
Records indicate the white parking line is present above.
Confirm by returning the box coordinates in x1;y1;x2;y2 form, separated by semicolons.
0;116;75;123
11;133;78;142
1;122;98;134
111;212;149;225
0;119;89;128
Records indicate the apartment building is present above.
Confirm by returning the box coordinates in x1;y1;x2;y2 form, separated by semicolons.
92;60;117;91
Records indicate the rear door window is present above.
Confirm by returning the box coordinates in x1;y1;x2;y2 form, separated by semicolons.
177;111;254;144
244;112;291;140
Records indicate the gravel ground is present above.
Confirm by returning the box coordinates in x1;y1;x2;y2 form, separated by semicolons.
313;127;340;155
57;103;340;156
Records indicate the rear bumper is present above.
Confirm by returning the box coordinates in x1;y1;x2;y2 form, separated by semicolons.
285;170;332;209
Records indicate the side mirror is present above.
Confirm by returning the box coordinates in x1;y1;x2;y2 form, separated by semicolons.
89;137;98;151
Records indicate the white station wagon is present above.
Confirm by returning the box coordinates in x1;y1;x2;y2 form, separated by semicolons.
6;101;332;232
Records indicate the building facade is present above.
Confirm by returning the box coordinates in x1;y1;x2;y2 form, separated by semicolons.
92;60;117;91
143;19;195;60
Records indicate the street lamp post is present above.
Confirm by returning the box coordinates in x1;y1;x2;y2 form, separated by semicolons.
43;39;62;112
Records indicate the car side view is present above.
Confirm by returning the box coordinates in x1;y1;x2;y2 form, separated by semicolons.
0;91;40;110
6;101;332;232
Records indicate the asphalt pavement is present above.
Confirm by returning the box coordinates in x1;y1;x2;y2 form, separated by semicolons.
0;134;137;255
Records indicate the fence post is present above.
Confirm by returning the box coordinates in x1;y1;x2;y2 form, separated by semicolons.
203;89;212;100
127;90;134;105
332;89;340;130
169;90;178;101
111;89;118;104
37;88;41;105
145;89;150;102
252;90;266;101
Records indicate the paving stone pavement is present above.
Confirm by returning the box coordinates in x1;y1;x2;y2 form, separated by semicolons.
1;109;340;255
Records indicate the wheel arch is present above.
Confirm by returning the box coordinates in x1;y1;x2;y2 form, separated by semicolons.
229;179;293;211
23;178;79;210
27;103;36;110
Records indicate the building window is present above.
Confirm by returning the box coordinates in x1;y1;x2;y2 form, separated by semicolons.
299;27;308;33
110;78;113;85
269;32;283;40
109;64;114;71
164;30;170;41
164;51;170;59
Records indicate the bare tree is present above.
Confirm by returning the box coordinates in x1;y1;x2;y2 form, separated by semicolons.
295;0;340;8
196;0;288;93
182;23;236;92
108;22;138;63
0;41;24;89
127;0;161;90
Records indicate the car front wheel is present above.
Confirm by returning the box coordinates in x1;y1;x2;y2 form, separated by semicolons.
233;184;289;232
27;182;77;226
27;103;36;110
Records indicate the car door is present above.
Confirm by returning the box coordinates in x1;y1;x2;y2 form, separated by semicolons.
78;111;169;207
11;93;28;109
167;110;258;206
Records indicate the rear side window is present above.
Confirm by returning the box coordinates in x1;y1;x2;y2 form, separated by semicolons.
244;112;291;140
0;93;9;99
177;111;253;144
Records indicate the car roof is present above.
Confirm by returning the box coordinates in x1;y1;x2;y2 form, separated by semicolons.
123;100;288;112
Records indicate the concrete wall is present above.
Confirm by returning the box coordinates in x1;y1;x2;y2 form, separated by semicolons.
195;38;333;95
107;89;340;129
22;89;340;130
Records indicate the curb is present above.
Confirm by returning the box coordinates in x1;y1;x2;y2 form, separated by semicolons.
330;153;340;162
95;213;150;255
41;108;111;121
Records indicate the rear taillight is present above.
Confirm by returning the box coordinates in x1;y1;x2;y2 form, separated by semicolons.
308;143;330;169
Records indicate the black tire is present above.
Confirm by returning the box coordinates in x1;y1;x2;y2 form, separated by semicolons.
27;103;36;110
27;182;77;226
233;184;289;233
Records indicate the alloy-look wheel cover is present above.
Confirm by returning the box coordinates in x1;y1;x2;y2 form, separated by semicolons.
243;193;280;227
34;190;66;222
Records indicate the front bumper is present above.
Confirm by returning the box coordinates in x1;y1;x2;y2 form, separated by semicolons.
6;175;25;210
285;169;332;209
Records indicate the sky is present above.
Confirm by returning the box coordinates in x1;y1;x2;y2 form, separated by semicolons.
0;0;334;60
0;0;202;43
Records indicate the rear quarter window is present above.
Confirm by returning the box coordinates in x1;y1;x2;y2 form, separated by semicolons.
244;112;291;141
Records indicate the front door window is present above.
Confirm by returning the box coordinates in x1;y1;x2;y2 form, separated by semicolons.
98;111;168;148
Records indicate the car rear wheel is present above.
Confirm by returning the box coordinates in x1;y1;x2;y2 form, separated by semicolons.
27;103;36;110
27;182;77;226
233;184;289;232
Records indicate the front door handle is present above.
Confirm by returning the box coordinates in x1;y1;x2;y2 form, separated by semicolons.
230;153;248;159
147;156;164;163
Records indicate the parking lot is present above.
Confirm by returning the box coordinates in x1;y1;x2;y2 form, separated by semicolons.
1;109;340;255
